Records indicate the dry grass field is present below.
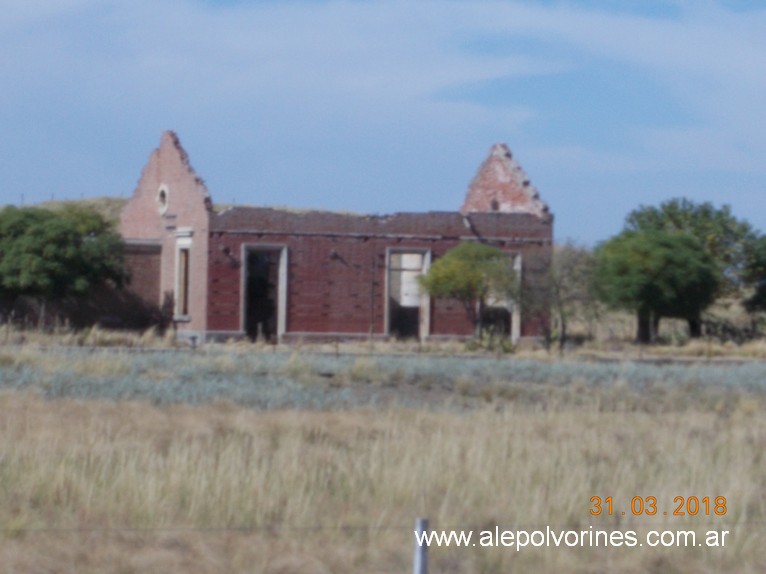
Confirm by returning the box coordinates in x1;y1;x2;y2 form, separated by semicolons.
1;345;765;573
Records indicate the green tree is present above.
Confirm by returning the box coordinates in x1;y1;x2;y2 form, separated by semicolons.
0;206;128;325
417;242;517;338
743;236;766;313
625;197;757;290
594;230;720;343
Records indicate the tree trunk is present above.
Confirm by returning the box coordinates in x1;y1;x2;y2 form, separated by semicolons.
38;299;47;330
462;300;479;339
558;317;567;355
688;316;702;338
652;314;661;342
637;309;652;344
475;299;484;338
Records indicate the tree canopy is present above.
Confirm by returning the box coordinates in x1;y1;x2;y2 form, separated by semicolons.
0;206;128;320
625;197;757;290
594;230;720;343
417;242;517;337
743;236;766;313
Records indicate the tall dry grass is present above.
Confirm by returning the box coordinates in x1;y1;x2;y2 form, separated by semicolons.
1;389;763;573
0;323;176;349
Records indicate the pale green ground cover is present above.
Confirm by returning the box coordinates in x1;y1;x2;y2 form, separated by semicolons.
1;347;765;411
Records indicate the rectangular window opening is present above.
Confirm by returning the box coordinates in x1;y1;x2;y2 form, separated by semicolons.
177;247;190;317
386;250;430;339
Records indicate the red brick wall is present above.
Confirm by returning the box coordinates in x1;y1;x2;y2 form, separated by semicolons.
206;209;552;339
207;232;471;336
119;135;554;341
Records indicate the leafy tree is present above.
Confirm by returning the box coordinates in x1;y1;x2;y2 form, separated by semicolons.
547;242;600;352
594;230;719;343
417;242;517;337
743;236;766;313
0;206;128;325
56;203;117;235
625;197;757;290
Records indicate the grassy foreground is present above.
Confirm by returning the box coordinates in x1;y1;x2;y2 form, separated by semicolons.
1;347;765;573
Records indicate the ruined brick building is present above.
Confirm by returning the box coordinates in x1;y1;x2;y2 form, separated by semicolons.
120;132;553;343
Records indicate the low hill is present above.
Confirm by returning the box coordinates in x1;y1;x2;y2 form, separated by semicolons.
38;196;127;224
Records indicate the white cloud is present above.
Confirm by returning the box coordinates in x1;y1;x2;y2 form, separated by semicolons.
0;0;764;241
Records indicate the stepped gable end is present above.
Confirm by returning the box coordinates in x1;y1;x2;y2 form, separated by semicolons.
460;143;549;218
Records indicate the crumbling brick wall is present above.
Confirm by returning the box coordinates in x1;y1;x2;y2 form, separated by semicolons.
206;208;552;339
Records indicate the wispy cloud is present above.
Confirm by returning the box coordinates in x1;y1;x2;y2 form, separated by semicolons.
0;0;763;242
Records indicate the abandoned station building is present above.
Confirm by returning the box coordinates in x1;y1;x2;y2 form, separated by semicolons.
119;132;553;343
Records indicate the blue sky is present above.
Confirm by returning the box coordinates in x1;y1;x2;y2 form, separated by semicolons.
1;0;764;244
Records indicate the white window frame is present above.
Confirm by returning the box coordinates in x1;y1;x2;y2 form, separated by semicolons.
174;228;193;320
384;247;431;340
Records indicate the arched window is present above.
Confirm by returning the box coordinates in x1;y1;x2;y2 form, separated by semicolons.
157;185;169;215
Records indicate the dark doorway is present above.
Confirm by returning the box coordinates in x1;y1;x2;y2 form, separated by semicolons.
389;302;419;339
481;307;511;337
245;249;280;341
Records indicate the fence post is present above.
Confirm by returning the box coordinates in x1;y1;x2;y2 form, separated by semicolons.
413;517;428;574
